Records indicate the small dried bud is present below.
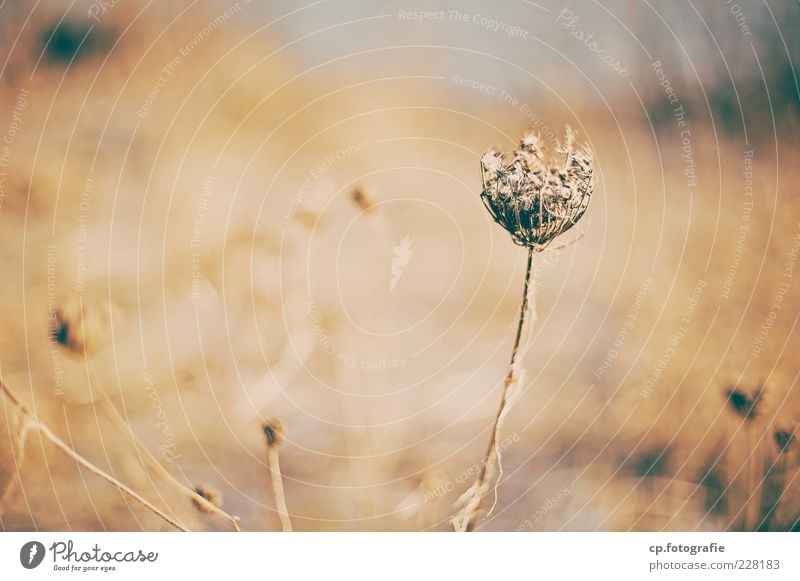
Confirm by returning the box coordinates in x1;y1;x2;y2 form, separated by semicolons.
51;297;110;357
192;484;223;513
262;418;286;448
725;387;764;422
774;429;795;453
480;126;593;250
351;188;374;212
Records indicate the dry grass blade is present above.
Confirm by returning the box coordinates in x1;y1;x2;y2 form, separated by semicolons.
0;373;188;532
0;413;31;515
91;369;242;531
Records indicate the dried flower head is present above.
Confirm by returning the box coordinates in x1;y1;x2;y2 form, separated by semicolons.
480;127;593;249
262;418;286;448
774;429;795;454
725;387;765;422
192;484;223;513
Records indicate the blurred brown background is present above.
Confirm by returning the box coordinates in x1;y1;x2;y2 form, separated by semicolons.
0;0;799;531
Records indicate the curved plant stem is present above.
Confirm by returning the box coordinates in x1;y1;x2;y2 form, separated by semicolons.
0;415;30;515
744;426;757;530
90;369;242;531
268;446;292;532
0;374;187;531
454;246;536;532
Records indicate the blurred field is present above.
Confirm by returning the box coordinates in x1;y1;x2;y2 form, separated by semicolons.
1;0;799;531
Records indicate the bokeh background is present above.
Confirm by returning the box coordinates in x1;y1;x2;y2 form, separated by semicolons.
1;0;799;531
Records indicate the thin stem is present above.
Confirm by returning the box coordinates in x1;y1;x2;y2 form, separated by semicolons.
744;426;757;531
0;374;187;532
0;416;30;514
455;246;535;532
91;370;241;531
268;446;292;532
757;451;785;531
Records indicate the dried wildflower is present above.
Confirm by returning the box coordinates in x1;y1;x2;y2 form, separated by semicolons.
192;484;223;513
262;418;286;448
725;387;764;421
774;429;795;454
262;418;292;531
453;127;592;532
480;127;593;249
725;386;767;530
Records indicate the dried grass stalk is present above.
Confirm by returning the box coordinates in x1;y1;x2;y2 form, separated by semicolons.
263;418;292;532
0;412;31;515
725;386;766;530
91;368;242;531
0;373;187;531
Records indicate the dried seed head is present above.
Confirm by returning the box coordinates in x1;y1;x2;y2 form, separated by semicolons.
262;418;286;448
774;429;795;453
192;484;223;513
725;387;765;422
480;126;593;249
